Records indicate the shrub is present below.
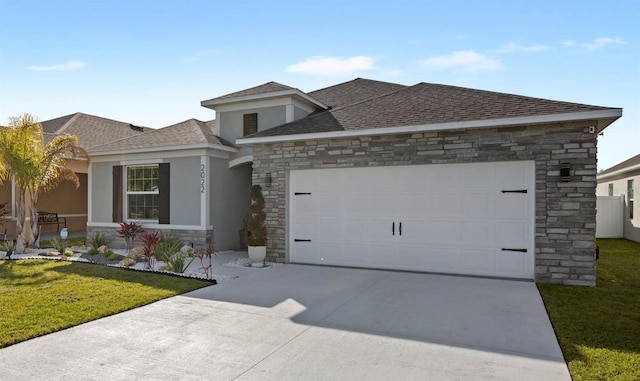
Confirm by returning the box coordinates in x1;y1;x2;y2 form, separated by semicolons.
140;231;160;270
193;241;216;280
166;252;195;273
116;222;143;251
0;240;16;253
87;247;99;255
156;232;182;263
49;237;66;253
104;249;121;261
246;185;267;246
90;233;107;250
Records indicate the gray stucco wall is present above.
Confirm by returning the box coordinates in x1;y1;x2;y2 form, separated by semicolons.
250;121;600;286
169;156;201;225
210;158;252;250
90;161;117;222
219;106;287;143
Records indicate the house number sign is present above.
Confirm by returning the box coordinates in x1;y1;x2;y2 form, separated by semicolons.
200;164;206;193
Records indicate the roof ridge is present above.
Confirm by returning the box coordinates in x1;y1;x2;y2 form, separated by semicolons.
309;77;405;94
55;112;81;134
325;81;414;112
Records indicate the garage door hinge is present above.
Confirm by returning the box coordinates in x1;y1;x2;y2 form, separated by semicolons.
294;192;312;195
501;248;528;253
294;239;311;242
501;189;528;193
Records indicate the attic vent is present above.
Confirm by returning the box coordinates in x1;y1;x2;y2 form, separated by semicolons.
129;124;144;132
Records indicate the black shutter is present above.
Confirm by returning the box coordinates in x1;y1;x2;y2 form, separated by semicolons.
113;166;122;222
158;163;170;224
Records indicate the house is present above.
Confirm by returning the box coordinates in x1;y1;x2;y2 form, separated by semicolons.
0;113;148;239
61;78;621;286
596;153;640;242
225;78;621;286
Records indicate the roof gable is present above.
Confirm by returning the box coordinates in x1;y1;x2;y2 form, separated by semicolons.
87;118;230;153
203;81;295;102
40;112;149;149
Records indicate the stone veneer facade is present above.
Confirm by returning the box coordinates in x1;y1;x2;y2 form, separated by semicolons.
250;121;599;286
87;225;214;252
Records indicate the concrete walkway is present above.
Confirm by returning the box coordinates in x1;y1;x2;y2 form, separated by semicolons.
0;264;571;380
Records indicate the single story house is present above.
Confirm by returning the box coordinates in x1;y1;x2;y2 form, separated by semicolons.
38;78;622;286
596;153;639;242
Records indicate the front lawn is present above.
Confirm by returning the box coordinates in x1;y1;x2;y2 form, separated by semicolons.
538;239;640;381
0;259;212;348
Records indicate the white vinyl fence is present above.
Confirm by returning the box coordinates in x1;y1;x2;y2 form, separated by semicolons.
596;196;624;238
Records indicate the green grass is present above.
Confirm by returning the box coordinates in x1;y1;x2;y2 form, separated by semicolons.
538;239;640;381
0;259;212;348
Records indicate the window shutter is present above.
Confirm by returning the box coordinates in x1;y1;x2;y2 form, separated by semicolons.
243;113;258;136
158;163;170;224
112;166;122;222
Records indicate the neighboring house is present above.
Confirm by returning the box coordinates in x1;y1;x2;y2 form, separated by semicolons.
0;113;148;238
596;153;640;242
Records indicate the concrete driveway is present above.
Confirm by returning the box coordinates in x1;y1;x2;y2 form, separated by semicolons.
0;263;570;380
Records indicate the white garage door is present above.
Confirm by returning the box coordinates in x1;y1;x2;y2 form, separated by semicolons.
289;161;535;279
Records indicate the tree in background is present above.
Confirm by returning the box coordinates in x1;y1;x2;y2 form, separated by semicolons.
0;114;87;252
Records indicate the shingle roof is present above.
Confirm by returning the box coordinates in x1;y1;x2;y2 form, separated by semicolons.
88;118;229;153
598;153;640;176
40;112;149;149
308;78;407;108
203;81;295;103
249;81;617;138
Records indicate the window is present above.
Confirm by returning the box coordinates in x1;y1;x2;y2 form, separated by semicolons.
628;179;634;219
243;113;258;136
126;165;159;220
608;183;614;196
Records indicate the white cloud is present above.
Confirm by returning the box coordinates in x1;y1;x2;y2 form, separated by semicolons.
286;56;375;76
27;60;86;71
420;50;502;72
490;42;552;53
563;38;625;51
583;37;626;51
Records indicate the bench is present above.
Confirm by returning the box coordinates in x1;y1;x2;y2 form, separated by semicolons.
37;211;67;232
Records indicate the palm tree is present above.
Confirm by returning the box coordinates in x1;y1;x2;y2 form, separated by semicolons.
0;114;87;252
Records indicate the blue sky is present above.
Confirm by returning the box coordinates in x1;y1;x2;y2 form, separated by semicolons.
0;0;637;170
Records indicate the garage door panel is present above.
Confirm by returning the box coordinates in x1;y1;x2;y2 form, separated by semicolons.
426;194;461;216
460;194;495;218
496;221;529;247
423;221;459;244
290;161;534;279
460;165;495;190
423;166;460;190
496;195;529;219
496;251;527;276
459;248;493;273
316;195;343;216
460;221;495;244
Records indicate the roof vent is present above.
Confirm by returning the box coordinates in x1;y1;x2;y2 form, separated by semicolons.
129;124;144;132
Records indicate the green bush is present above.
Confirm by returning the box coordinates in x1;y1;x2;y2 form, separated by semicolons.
166;253;195;273
156;232;182;263
90;233;107;250
104;249;121;261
